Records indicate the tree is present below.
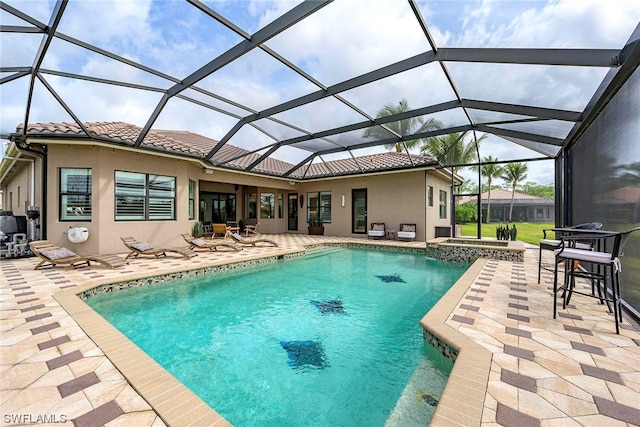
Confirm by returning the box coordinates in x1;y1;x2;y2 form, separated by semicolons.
473;155;504;223
520;181;554;199
363;99;443;152
501;162;529;221
420;132;487;175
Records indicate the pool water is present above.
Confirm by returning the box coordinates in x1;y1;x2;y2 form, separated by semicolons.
87;247;468;426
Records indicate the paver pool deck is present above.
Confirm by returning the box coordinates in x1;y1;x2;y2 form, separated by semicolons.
1;234;639;426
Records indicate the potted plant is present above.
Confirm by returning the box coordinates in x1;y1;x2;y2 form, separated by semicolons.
308;214;324;235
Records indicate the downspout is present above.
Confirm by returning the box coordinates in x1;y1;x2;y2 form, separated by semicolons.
14;142;48;239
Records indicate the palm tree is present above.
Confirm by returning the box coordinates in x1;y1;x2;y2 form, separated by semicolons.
501;162;528;222
420;132;487;175
363;99;443;152
473;155;504;223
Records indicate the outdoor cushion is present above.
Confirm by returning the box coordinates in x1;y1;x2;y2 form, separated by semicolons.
131;242;153;251
191;238;207;246
397;231;415;238
401;224;415;232
40;247;77;260
542;239;591;250
232;232;243;240
372;224;384;231
555;248;621;272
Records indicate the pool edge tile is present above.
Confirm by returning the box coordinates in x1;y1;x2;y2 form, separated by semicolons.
421;258;491;427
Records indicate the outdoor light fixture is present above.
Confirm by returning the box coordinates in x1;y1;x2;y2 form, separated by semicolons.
203;167;214;174
288;181;296;185
341;194;346;207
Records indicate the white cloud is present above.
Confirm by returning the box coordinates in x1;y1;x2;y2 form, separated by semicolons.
2;0;638;183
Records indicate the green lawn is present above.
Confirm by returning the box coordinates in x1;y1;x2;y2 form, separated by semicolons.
458;222;554;245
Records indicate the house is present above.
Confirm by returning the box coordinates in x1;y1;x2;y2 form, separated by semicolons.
458;188;555;223
0;122;459;255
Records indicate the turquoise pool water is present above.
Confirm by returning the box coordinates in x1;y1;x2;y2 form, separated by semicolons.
87;247;468;426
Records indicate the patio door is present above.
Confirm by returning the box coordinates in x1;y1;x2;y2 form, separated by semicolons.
288;193;298;231
352;189;367;234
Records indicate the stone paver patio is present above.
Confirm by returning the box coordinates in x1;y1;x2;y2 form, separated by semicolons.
1;234;639;426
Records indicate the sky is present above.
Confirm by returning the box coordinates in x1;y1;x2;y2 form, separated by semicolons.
1;0;639;185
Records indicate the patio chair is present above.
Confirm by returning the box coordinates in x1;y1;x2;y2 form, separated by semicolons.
226;228;278;247
367;223;385;239
212;223;228;238
202;224;213;239
397;223;416;241
29;240;129;270
538;222;602;283
120;237;197;259
244;222;260;236
552;226;640;334
181;233;242;252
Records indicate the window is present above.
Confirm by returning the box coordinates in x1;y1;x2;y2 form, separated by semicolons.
307;191;331;223
246;193;257;219
206;192;236;223
439;190;447;219
60;168;92;221
260;193;275;218
115;171;175;221
427;186;433;207
188;180;195;220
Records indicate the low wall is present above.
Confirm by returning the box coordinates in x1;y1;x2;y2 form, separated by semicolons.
426;238;524;263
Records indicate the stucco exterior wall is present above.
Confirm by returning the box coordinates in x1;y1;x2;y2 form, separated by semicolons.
18;142;454;255
425;170;454;239
295;171;442;240
45;145;200;255
0;154;41;216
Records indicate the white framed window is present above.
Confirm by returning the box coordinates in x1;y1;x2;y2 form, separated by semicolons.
188;180;195;220
60;168;92;221
439;190;447;219
307;191;332;223
115;171;175;221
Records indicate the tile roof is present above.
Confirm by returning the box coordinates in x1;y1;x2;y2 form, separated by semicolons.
458;188;553;204
16;122;440;179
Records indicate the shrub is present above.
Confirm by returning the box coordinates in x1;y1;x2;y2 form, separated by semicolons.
192;221;204;238
455;204;477;223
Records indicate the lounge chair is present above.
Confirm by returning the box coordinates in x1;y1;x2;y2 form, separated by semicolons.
368;223;385;239
181;233;242;252
397;223;416;241
29;240;129;270
226;228;278;247
120;237;197;259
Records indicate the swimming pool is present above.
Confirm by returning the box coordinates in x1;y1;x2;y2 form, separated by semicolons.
87;247;468;425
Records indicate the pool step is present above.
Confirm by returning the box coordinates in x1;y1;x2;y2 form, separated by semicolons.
302;247;345;259
385;359;443;426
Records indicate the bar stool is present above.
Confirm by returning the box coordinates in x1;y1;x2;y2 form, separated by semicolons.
553;227;640;334
538;222;602;283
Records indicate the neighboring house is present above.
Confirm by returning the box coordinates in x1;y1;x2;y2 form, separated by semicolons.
458;188;555;223
0;122;458;255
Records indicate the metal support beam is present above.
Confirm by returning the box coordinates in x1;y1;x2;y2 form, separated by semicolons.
22;0;67;136
477;124;564;146
135;0;332;147
462;99;581;122
437;47;622;67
